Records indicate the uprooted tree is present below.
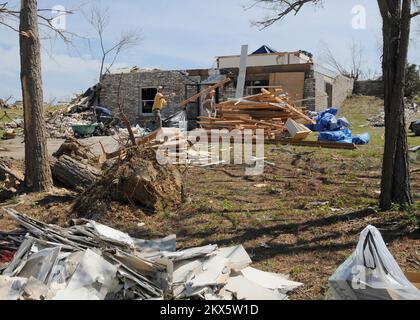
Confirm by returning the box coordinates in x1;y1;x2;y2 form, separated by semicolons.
248;0;420;211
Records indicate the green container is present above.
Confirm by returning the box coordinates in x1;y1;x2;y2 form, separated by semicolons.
71;123;98;137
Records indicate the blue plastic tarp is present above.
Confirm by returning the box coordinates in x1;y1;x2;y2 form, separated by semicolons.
338;117;351;129
320;108;338;117
352;133;370;145
317;113;339;131
311;108;370;145
318;129;353;144
252;45;278;54
309;108;341;132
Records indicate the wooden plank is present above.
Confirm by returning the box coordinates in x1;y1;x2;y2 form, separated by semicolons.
137;130;159;146
276;139;357;150
269;72;305;107
179;78;231;107
0;163;24;182
198;120;245;125
244;119;284;130
406;272;420;290
261;89;315;124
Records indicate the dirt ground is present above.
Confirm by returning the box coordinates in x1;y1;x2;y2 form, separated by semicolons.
0;96;419;300
0;135;120;160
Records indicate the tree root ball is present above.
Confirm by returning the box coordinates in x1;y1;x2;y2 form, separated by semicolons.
74;148;185;215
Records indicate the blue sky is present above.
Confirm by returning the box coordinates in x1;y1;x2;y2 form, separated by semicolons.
0;0;419;101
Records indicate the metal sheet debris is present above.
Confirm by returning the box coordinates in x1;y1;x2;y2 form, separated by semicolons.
240;267;303;293
0;209;303;300
225;276;288;300
54;249;118;300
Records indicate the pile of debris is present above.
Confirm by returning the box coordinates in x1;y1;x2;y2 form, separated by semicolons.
66;84;101;114
45;110;94;139
368;102;419;127
0;111;24;140
0;158;24;192
0;98;9;109
0;209;303;300
198;88;314;141
44;84;103;139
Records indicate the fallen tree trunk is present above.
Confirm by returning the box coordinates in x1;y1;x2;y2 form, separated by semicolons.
51;155;102;190
0;163;24;183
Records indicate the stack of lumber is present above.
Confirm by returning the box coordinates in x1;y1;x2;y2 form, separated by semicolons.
198;88;315;141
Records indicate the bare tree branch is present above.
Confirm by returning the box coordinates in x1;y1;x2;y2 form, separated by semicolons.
319;40;365;80
86;5;142;82
411;0;420;18
0;2;78;42
247;0;323;30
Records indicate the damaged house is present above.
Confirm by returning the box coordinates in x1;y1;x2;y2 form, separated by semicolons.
99;46;354;127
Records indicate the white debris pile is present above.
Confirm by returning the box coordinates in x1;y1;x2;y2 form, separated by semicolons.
0;209;303;300
117;125;147;140
45;110;94;139
0;119;24;131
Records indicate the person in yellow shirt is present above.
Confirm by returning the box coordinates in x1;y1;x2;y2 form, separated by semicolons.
152;86;167;129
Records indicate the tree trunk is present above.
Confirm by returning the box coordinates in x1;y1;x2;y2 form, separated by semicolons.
51;156;102;190
378;0;413;210
19;0;53;191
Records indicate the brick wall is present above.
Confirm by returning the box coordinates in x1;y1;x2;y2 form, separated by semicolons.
313;71;354;111
303;68;316;111
100;71;198;125
353;80;384;98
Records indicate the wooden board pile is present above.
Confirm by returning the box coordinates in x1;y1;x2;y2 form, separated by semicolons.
198;88;315;141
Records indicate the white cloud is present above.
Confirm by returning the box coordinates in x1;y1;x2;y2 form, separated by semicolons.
0;45;128;101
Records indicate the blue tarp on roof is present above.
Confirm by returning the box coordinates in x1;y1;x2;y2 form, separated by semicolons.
252;45;278;54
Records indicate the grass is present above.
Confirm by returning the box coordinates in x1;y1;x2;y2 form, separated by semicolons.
340;95;420;152
1;195;20;206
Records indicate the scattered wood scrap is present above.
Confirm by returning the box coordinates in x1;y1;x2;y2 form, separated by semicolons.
0;163;24;183
285;118;311;141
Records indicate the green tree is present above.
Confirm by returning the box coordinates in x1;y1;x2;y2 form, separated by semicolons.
405;64;420;100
